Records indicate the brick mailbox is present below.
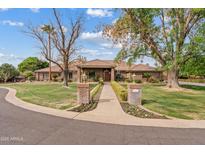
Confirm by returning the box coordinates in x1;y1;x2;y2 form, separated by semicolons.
128;84;142;105
77;83;90;104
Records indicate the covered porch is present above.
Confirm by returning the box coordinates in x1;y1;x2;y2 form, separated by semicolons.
78;67;115;82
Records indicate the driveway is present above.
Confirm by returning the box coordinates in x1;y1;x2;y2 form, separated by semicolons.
1;88;205;144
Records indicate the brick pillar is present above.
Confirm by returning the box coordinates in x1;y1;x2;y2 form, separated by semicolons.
77;83;90;104
77;67;81;83
128;84;142;105
111;68;115;81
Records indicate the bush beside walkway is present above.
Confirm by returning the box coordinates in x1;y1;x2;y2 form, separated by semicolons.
111;81;166;119
70;83;103;112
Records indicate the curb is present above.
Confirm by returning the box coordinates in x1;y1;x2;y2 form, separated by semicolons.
1;86;205;128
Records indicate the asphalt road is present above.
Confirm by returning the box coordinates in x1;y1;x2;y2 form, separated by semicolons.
0;88;205;145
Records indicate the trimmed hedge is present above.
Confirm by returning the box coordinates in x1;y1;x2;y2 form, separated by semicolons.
111;81;128;101
90;83;103;102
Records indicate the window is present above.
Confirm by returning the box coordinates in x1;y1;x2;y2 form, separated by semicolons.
88;71;95;80
69;72;73;79
43;73;48;80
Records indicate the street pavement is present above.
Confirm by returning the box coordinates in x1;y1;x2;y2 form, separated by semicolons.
1;88;205;145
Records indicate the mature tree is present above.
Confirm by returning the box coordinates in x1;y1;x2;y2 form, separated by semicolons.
41;25;54;81
25;9;83;86
18;57;48;73
0;63;19;83
104;8;205;88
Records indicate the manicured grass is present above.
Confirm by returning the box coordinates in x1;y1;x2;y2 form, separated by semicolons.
1;82;78;110
1;82;97;110
142;84;205;119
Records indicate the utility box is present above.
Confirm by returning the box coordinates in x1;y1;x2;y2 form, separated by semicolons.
128;84;142;105
77;83;90;104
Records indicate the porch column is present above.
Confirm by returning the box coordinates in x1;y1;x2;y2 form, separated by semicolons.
111;68;115;81
77;67;81;83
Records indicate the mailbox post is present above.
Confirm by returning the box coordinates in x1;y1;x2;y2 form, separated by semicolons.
77;83;90;104
128;84;142;105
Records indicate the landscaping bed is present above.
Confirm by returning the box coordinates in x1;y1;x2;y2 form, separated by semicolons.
70;83;103;112
111;81;166;119
121;103;167;119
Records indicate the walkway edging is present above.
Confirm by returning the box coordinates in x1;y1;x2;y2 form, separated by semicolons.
2;86;205;129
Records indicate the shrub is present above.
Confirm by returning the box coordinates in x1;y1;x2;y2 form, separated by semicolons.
90;83;103;102
52;74;59;82
28;76;35;81
23;71;33;79
111;81;128;101
134;79;142;83
98;77;104;85
125;78;132;83
148;77;159;83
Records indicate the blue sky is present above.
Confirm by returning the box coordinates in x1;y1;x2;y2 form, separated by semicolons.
0;8;155;67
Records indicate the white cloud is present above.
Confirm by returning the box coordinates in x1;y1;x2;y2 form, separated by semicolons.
0;47;5;50
81;31;103;40
30;8;40;13
0;52;24;65
0;8;10;12
1;20;24;27
79;48;113;56
100;42;122;49
86;9;113;18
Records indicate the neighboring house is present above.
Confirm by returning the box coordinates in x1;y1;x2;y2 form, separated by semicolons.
35;59;163;82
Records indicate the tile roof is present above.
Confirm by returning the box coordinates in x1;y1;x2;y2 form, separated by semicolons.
77;59;116;68
35;59;160;73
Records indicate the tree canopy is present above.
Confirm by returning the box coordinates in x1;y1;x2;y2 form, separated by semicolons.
180;55;205;78
0;63;19;82
25;9;83;86
104;8;205;88
18;57;48;73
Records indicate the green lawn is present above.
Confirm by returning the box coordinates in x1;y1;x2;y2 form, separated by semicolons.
1;82;97;110
142;84;205;119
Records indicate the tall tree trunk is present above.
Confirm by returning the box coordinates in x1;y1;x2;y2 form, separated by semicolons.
63;69;68;86
63;59;69;87
166;68;180;88
48;33;52;82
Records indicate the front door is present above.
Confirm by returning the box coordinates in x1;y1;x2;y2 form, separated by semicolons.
104;70;111;81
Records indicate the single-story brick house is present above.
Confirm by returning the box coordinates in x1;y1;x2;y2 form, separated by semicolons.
35;59;163;82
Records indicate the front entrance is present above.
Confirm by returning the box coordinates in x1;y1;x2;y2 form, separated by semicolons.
104;70;111;81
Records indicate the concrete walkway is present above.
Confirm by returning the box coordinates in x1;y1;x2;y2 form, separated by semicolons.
75;82;132;122
86;83;126;117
